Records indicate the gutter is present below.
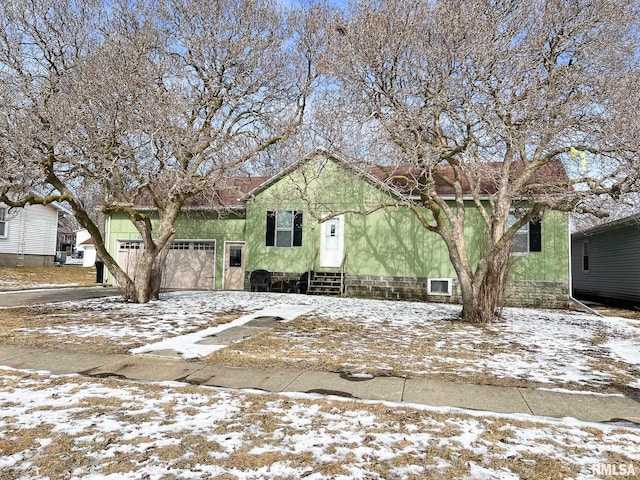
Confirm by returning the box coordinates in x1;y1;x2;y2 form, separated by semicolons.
567;216;602;316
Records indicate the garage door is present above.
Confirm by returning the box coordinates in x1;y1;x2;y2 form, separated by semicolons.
118;240;216;290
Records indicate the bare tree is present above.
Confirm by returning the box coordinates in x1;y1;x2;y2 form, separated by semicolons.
0;0;321;302
329;0;640;322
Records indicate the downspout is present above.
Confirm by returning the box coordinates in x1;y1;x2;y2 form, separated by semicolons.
568;216;602;316
104;214;111;285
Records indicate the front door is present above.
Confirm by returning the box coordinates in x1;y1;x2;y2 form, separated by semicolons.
320;214;344;268
224;242;245;290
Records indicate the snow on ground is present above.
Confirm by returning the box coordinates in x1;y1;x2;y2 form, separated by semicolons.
11;290;640;392
1;369;638;480
2;291;640;477
130;304;317;358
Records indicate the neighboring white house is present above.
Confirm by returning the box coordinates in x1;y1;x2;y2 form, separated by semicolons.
75;229;97;267
0;202;71;267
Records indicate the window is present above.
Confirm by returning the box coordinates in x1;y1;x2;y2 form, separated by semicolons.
508;215;542;254
0;208;6;238
193;242;215;252
229;246;242;267
266;210;303;247
582;240;589;272
119;241;141;250
428;278;452;296
170;241;190;250
276;210;293;247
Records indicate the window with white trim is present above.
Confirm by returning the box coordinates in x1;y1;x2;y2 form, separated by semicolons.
508;215;529;254
428;278;452;296
508;215;542;254
275;210;293;247
0;208;6;238
265;210;303;248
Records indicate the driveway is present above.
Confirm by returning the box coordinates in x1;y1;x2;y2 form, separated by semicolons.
0;286;120;307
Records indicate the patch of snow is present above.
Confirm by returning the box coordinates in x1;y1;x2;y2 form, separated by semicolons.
606;339;640;365
536;387;625;397
130;304;316;358
10;290;640;393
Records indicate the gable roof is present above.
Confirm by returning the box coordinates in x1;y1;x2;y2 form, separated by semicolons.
130;175;268;210
0;200;72;216
573;213;640;238
127;148;570;211
183;176;268;209
367;160;569;198
240;147;408;201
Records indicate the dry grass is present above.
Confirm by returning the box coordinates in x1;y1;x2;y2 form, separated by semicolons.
0;301;243;354
0;272;637;395
2;372;637;480
0;305;131;353
0;266;96;288
204;315;638;395
592;305;640;321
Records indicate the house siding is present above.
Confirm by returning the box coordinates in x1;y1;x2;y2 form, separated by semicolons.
572;222;640;305
106;210;246;289
0;204;59;266
103;152;570;307
246;156;569;285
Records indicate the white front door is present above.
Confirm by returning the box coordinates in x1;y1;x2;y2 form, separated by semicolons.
320;214;344;268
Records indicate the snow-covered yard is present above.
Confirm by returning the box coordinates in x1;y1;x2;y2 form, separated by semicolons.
1;370;639;480
1;290;640;479
4;290;639;394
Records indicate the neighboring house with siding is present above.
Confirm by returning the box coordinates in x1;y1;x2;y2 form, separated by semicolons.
103;149;570;307
75;229;97;267
0;202;71;267
571;214;640;307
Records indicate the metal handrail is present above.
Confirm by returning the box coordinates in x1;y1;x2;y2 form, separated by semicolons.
339;251;348;297
308;247;318;292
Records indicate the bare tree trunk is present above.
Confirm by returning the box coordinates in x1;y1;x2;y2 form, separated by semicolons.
122;246;170;303
148;246;171;301
458;246;512;323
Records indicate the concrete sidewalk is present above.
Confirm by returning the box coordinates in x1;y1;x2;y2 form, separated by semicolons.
1;343;639;424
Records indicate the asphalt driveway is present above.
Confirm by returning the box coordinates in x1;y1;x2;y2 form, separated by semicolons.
0;286;120;307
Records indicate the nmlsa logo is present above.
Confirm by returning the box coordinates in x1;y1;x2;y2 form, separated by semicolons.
590;463;636;476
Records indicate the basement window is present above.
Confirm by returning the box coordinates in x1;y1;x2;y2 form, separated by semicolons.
428;278;453;296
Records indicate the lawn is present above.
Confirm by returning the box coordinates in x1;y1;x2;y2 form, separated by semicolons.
0;266;96;289
2;369;638;480
2;290;639;395
1;273;639;478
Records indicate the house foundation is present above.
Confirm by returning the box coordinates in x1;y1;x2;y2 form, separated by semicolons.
0;253;55;267
245;270;570;309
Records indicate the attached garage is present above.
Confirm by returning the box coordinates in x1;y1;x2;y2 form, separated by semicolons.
117;240;216;290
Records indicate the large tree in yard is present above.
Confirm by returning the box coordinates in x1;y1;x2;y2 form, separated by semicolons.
0;0;322;302
330;0;640;322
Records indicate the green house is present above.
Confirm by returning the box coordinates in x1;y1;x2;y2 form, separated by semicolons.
104;149;570;307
